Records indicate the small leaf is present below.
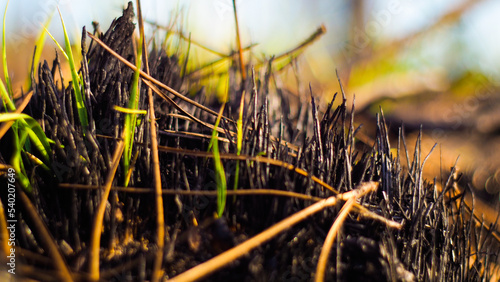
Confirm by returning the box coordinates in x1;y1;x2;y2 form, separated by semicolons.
211;104;227;217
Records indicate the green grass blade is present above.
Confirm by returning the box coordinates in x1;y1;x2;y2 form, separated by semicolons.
0;113;52;165
42;12;88;132
10;130;31;191
123;36;143;187
233;91;245;195
7;119;32;192
24;11;54;91
20;118;52;164
16;125;33;191
211;104;227;217
2;0;12;97
57;8;88;132
114;105;147;115
0;112;54;192
41;25;68;60
0;76;15;112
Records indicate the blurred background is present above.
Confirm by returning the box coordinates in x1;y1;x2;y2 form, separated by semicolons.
1;0;499;206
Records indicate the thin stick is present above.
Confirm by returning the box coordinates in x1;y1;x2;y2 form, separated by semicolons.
0;200;9;257
167;182;378;282
136;1;165;281
89;135;124;280
315;192;362;281
232;0;246;80
58;183;324;201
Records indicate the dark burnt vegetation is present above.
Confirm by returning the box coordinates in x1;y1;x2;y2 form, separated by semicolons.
1;2;499;281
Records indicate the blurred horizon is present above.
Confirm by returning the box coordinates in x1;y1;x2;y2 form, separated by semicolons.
2;0;499;90
1;0;500;196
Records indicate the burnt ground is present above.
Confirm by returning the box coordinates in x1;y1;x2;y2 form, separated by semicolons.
1;2;499;281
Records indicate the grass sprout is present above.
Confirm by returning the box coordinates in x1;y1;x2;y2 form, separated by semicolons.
1;2;52;192
209;104;227;217
2;0;12;97
0;113;51;163
233;91;245;197
58;8;88;132
24;11;54;91
0;74;14;112
43;9;89;132
122;35;143;187
114;105;147;115
0;113;52;190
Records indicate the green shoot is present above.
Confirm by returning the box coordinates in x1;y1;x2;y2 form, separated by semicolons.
210;104;227;217
1;2;53;192
0;113;53;191
233;91;245;199
10;124;30;190
24;11;54;91
0;75;14;112
43;9;88;132
122;36;143;187
41;26;65;58
25;151;51;171
0;113;52;165
114;105;147;115
2;0;12;98
57;8;87;132
0;89;53;192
